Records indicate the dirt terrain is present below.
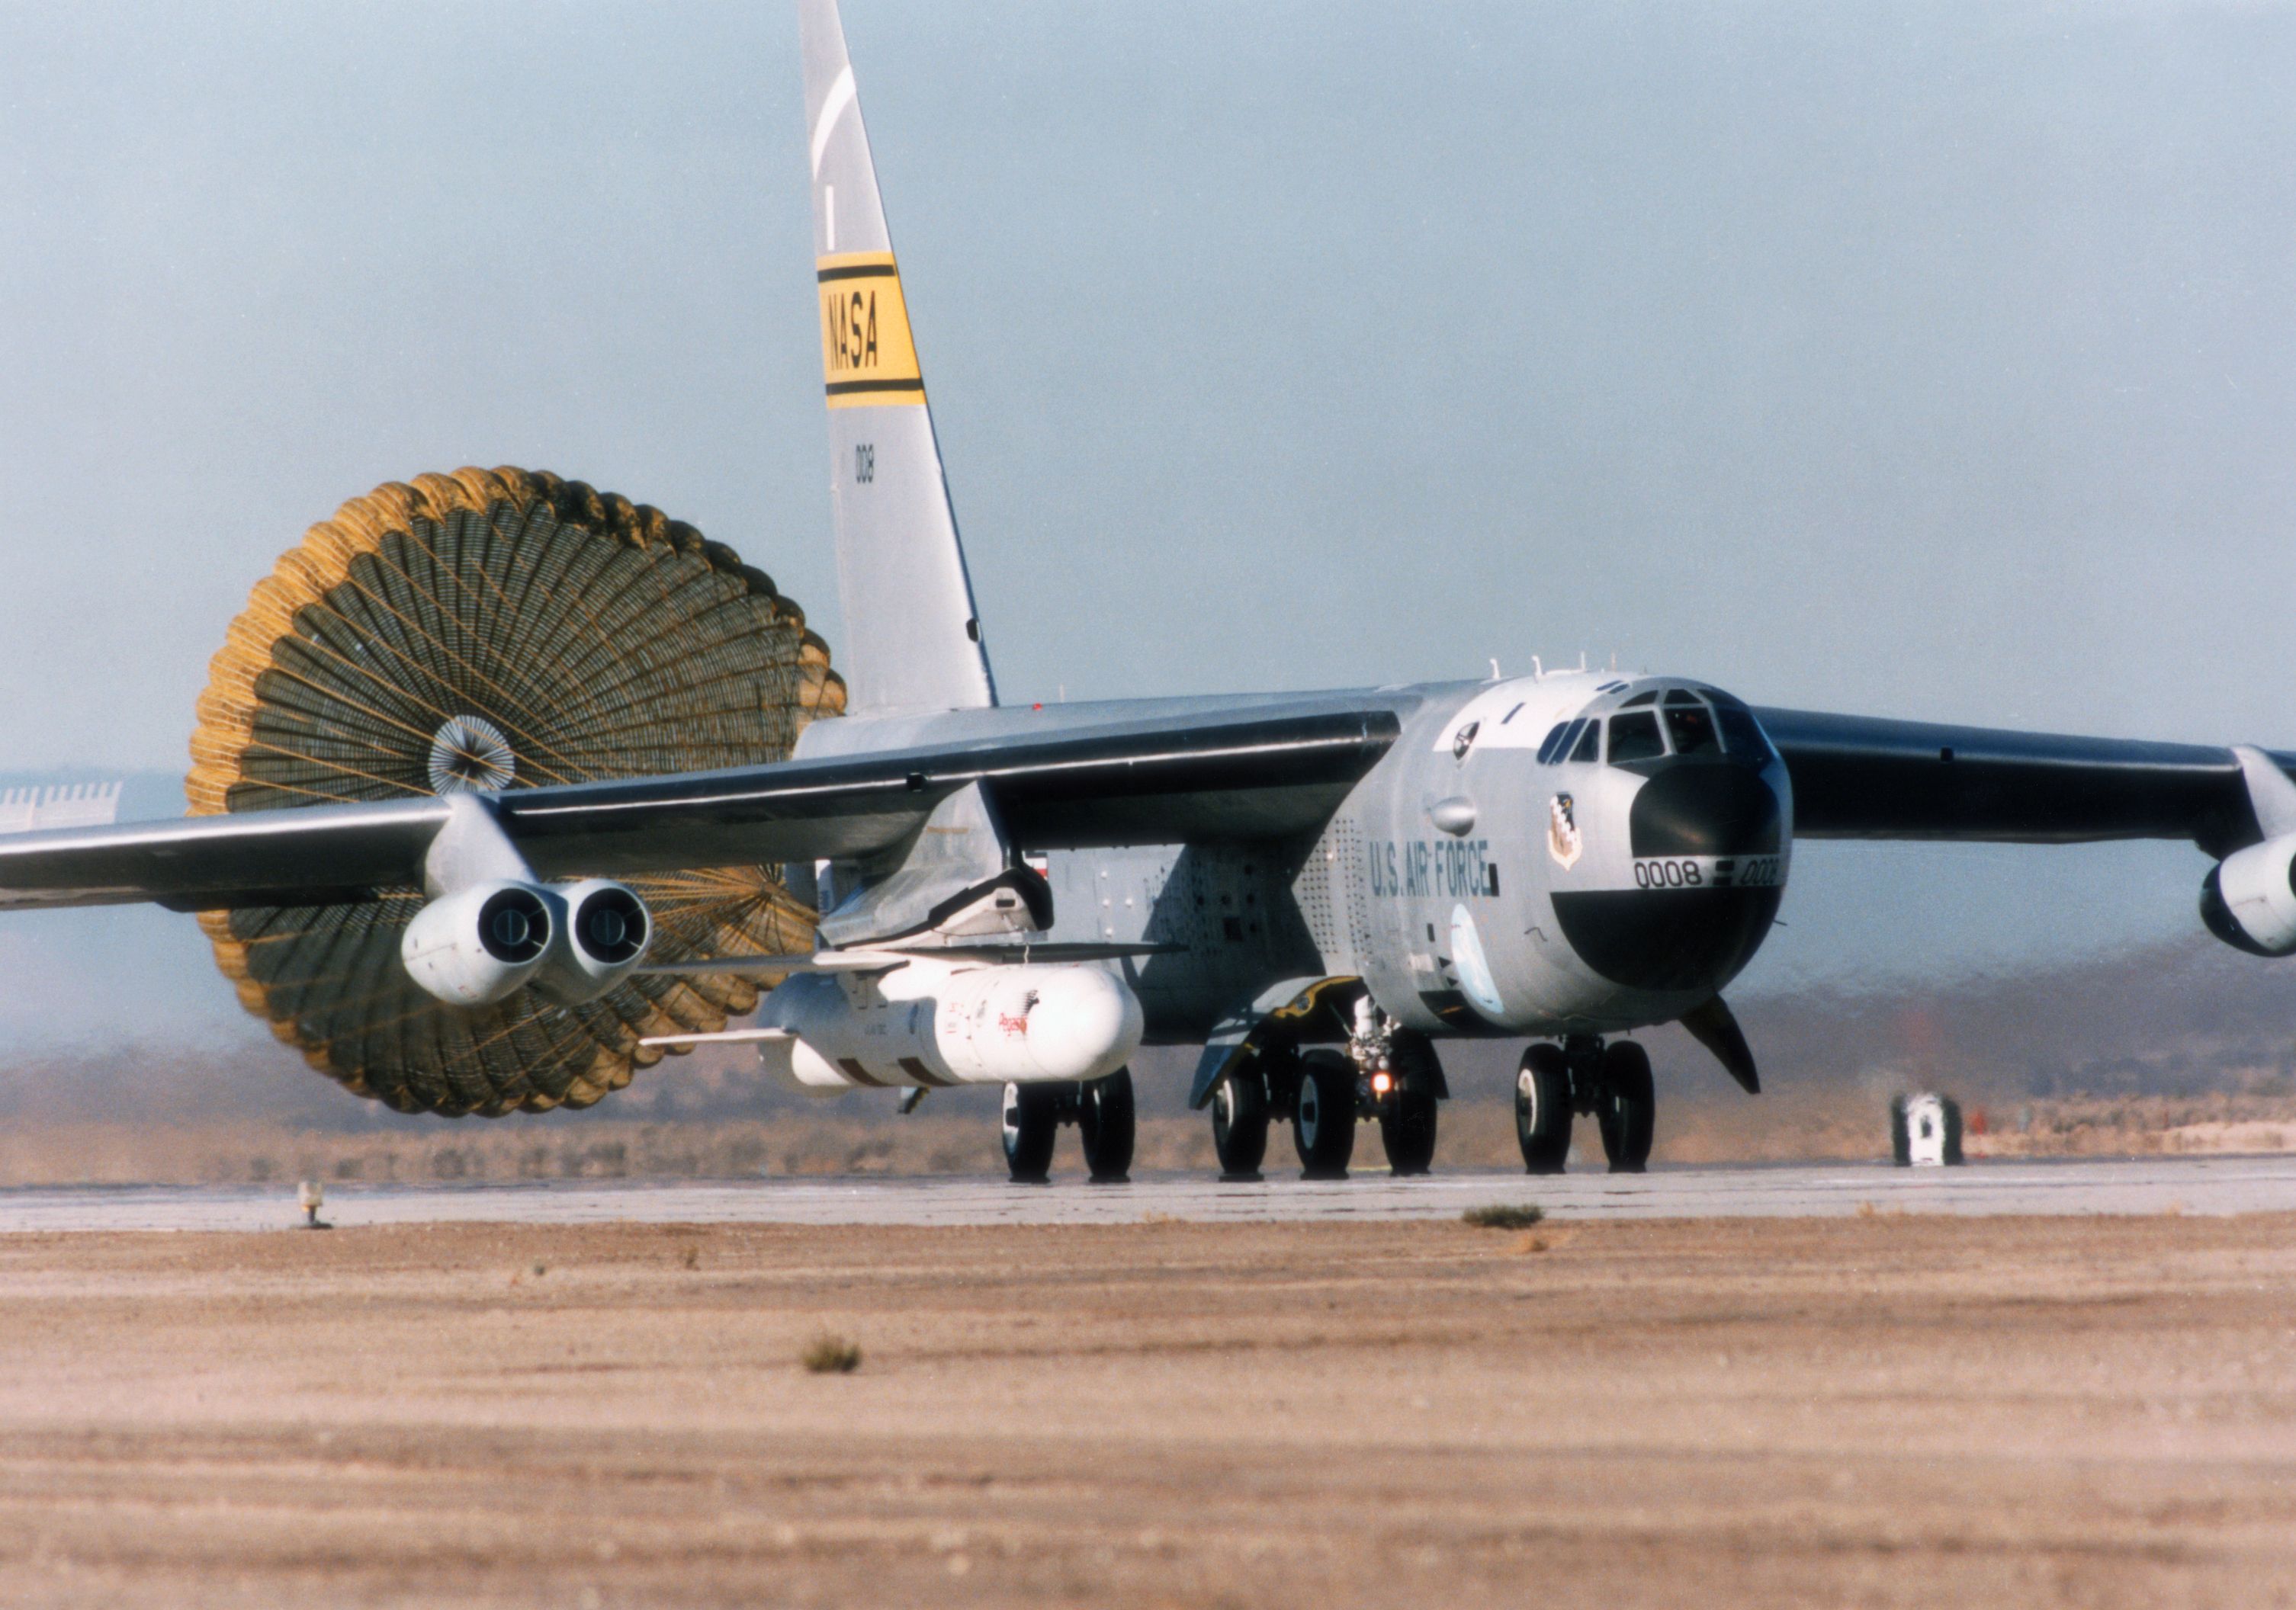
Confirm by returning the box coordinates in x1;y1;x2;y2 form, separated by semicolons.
0;1213;2288;1608
1;1090;2293;1191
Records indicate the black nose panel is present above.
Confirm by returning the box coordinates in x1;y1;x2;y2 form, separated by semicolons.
1630;763;1781;858
1553;887;1783;993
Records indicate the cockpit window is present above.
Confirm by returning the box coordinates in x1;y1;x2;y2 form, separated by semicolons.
1662;688;1703;707
1569;721;1601;762
1664;702;1718;755
1714;703;1774;762
1619;691;1658;708
1607;710;1665;763
1537;722;1569;763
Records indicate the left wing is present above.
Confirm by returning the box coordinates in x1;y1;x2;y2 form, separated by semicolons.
0;704;1399;912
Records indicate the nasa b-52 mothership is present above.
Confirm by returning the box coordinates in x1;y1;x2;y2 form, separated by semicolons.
3;0;2291;1184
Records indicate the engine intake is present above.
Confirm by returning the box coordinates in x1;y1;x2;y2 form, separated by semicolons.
2200;833;2296;957
534;880;653;1004
400;880;555;1005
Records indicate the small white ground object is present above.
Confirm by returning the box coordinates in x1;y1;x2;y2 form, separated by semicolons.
297;1179;331;1230
1891;1094;1965;1167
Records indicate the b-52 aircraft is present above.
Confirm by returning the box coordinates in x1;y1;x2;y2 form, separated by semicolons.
3;0;2291;1184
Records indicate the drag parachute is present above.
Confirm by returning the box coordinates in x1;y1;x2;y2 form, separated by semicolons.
187;467;846;1117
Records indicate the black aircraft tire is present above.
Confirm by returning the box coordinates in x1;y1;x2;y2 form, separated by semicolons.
1599;1041;1655;1174
1379;1086;1438;1176
1078;1069;1136;1184
1212;1070;1270;1180
1001;1081;1059;1183
1293;1049;1357;1180
1516;1044;1572;1175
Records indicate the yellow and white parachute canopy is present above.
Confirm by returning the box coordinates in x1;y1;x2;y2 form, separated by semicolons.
188;467;845;1117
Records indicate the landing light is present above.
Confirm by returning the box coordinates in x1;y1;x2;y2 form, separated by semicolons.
1372;1072;1393;1095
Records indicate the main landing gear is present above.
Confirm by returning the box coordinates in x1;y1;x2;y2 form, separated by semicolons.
1210;1023;1445;1182
1515;1035;1654;1175
1001;1068;1135;1184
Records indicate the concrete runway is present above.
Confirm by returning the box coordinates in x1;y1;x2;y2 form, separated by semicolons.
0;1154;2288;1231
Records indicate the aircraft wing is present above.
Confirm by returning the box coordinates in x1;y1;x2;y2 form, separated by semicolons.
1757;707;2289;855
0;705;1400;912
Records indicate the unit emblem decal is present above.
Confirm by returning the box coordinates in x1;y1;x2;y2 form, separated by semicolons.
1546;793;1582;870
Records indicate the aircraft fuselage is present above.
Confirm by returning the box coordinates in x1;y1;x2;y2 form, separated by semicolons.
796;670;1793;1046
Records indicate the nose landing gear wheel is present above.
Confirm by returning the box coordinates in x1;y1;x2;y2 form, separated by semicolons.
1378;1086;1438;1176
1001;1082;1059;1183
1078;1069;1135;1184
1515;1044;1572;1175
1212;1070;1270;1181
1293;1049;1357;1180
1595;1041;1655;1173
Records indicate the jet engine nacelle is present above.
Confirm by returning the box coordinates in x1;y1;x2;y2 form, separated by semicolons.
400;879;555;1005
2201;834;2296;957
400;878;653;1007
531;879;652;1004
758;963;1144;1092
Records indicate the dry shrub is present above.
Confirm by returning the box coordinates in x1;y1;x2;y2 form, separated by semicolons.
801;1333;862;1374
1463;1204;1543;1230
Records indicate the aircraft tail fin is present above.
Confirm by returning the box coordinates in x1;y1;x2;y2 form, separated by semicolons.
799;0;997;717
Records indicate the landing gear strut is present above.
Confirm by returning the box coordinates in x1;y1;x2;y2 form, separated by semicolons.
1513;1036;1655;1175
1206;1011;1447;1182
1001;1068;1136;1184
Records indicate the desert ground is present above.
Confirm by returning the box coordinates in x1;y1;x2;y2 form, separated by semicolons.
0;1211;2288;1608
2;1091;2294;1192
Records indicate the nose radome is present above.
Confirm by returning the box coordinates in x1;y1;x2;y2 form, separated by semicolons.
1629;762;1781;858
1549;762;1788;995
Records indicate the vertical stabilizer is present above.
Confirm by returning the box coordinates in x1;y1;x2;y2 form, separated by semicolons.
799;0;997;717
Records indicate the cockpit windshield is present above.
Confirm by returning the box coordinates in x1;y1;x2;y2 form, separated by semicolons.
1540;685;1777;767
1707;692;1777;763
1664;701;1717;755
1607;710;1665;763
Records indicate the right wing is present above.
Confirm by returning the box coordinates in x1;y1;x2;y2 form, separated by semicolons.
1757;707;2286;855
0;704;1400;912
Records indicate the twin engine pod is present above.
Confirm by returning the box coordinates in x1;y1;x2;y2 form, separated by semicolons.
2201;832;2296;957
400;878;652;1007
758;963;1144;1094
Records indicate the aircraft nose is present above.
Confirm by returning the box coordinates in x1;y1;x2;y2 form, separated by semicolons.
1628;761;1783;858
1549;762;1787;994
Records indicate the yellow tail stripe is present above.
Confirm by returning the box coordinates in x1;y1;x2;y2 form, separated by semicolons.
817;252;924;407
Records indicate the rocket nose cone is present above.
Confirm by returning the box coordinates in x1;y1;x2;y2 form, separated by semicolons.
1029;967;1145;1080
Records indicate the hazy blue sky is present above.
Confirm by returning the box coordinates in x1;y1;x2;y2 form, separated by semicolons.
2;1;2294;1050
